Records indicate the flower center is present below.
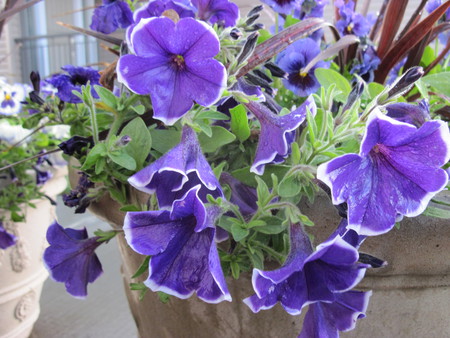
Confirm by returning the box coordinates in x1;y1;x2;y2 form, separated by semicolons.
4;93;11;100
70;75;88;86
171;54;186;70
346;23;354;33
299;71;308;78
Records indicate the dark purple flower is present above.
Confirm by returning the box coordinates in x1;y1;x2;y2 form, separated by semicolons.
335;0;374;37
386;57;407;85
243;223;368;315
317;110;450;236
220;172;258;216
191;0;239;27
124;185;231;303
261;0;301;15
246;96;316;174
43;222;103;298
276;38;329;97
385;100;430;127
62;172;95;213
298;290;372;338
128;126;223;208
117;17;226;125
58;136;93;156
35;167;52;185
350;46;380;83
45;66;100;104
0;221;17;249
90;0;133;34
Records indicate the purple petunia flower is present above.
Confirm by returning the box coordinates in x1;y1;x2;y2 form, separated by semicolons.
128;126;223;208
243;223;368;316
261;0;301;15
298;290;372;338
45;66;100;104
43;222;103;298
133;0;195;23
335;0;374;37
124;185;231;303
90;0;134;34
191;0;239;27
246;95;317;175
220;172;258;216
0;221;17;249
276;38;329;97
317;110;450;236
385;100;430;127
117;17;227;125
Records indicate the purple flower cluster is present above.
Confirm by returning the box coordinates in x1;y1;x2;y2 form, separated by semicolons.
335;0;375;37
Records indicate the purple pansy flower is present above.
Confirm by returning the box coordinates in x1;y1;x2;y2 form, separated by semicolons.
45;66;100;104
43;222;103;298
385;100;430;127
0;221;17;249
317;110;450;236
261;0;301;15
243;223;368;315
350;46;380;83
90;0;134;34
426;0;450;44
298;290;372;338
191;0;239;27
124;185;231;303
246;95;317;175
0;82;27;116
335;0;374;37
117;17;227;125
276;38;329;97
296;0;328;19
128;126;223;208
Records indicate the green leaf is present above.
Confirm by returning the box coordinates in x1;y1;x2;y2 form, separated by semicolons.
231;223;250;242
81;143;107;170
95;157;106;175
247;248;264;270
108;150;137;171
231;165;290;188
315;68;351;103
120;204;142;212
367;82;385;100
130;105;146;115
158;292;171;304
255;176;270;206
230;261;240;279
229;104;251;142
195;110;229;120
149;129;181;154
119;117;152;170
254;216;286;234
198;126;236;153
421;72;450;97
131;256;151;279
278;174;301;197
94;85;117;109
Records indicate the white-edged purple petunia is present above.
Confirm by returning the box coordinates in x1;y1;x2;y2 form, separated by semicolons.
192;0;239;27
124;185;231;303
43;222;103;298
317;110;450;236
0;221;17;249
298;290;372;338
276;38;329;97
128;126;223;208
243;223;368;315
246;95;317;175
90;0;134;34
117;16;227;125
385;99;430;128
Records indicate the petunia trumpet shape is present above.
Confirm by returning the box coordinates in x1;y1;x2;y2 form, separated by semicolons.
90;0;134;34
43;222;103;298
246;95;317;175
128;126;223;208
317;110;450;236
298;290;372;338
117;16;227;125
0;221;17;249
124;185;231;303
243;223;368;316
192;0;239;27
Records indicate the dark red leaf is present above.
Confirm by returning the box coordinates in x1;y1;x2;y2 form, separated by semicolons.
377;0;409;58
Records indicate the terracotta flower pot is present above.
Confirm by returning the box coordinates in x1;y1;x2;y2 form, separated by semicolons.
0;167;67;338
85;183;450;338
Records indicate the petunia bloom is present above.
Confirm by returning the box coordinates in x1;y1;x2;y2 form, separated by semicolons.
43;222;103;298
191;0;239;27
276;38;329;97
0;221;17;249
246;95;317;175
117;17;227;125
317;110;450;236
124;185;231;303
45;65;100;104
298;290;372;338
243;223;368;315
128;126;223;208
90;0;134;34
385;100;430;127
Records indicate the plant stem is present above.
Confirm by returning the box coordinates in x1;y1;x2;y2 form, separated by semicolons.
0;148;61;172
88;98;99;144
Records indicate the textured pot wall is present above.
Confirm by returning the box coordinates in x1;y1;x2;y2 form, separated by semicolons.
85;179;450;337
0;168;67;338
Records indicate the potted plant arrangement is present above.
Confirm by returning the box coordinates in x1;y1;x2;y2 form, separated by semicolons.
3;0;450;337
